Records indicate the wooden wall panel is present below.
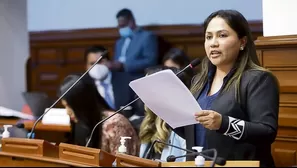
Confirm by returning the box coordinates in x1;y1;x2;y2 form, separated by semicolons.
272;138;297;167
27;21;263;100
263;49;297;67
280;94;297;104
255;35;297;167
272;69;297;92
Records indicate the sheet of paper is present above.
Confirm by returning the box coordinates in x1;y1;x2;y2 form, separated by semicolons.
129;69;201;129
42;108;70;125
0;106;34;120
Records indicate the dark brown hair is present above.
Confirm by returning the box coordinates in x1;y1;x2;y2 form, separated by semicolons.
191;10;266;100
58;75;111;148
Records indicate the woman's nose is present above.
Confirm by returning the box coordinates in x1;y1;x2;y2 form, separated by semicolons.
210;38;219;48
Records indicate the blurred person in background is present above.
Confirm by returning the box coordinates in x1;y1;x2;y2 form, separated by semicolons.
84;45;142;122
162;48;194;86
163;48;191;70
104;8;158;80
58;75;139;156
132;49;195;134
138;66;191;161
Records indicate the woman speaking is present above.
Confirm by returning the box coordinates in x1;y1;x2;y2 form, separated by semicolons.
175;9;279;167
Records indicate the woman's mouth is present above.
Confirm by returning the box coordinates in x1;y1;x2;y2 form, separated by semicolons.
210;51;222;58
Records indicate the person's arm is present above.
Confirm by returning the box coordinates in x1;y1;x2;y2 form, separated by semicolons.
104;40;124;71
113;39;122;61
217;72;279;144
130;91;144;116
124;32;158;73
129;96;145;134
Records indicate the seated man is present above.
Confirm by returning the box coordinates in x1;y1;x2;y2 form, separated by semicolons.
84;45;143;129
104;8;159;80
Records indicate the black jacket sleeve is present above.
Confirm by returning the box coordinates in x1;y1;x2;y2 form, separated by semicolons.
217;71;279;144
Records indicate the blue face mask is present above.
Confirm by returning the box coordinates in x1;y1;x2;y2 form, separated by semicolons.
119;26;133;38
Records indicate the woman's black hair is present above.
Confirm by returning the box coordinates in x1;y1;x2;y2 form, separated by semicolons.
58;75;112;148
145;65;192;89
162;48;191;69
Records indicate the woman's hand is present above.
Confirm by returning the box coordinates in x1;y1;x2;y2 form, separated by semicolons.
195;110;222;130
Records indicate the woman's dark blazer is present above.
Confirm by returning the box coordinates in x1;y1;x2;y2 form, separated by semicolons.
174;69;279;167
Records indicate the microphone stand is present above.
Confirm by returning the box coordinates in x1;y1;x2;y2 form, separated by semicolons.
85;97;139;147
153;140;218;167
27;50;108;139
85;59;200;147
167;148;218;167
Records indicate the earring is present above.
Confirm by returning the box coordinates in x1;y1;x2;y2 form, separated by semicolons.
240;46;244;50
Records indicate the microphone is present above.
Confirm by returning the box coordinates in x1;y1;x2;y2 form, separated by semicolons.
85;58;201;147
184;58;201;70
144;139;225;167
15;123;25;129
27;50;108;139
144;139;194;159
143;139;160;159
167;151;226;167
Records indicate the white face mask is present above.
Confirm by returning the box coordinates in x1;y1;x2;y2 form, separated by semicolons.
88;64;109;81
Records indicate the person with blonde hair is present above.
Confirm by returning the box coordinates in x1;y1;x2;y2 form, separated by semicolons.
138;66;191;161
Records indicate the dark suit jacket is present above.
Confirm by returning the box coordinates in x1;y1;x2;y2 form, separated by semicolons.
174;70;279;167
114;28;158;80
110;71;142;118
84;72;143;119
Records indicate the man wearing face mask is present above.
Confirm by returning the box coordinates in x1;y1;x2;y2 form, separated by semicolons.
84;45;144;132
104;8;158;80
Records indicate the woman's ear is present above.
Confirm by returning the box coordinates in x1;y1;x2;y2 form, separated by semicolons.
240;36;247;50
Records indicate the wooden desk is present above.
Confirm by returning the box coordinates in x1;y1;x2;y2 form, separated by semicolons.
23;120;70;132
0;151;90;167
0;118;71;143
0;118;18;127
0;138;115;167
23;120;71;143
115;153;260;167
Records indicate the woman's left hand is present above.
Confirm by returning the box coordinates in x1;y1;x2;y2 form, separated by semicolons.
195;110;222;130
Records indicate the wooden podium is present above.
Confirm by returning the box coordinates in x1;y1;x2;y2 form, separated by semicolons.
115;153;260;167
116;153;160;167
0;138;260;167
0;138;115;167
161;160;260;167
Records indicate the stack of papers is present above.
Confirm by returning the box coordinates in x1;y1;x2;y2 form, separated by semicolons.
42;108;70;125
129;70;201;129
0;106;34;120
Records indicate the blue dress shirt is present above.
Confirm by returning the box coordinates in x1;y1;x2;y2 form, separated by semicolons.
195;64;236;148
